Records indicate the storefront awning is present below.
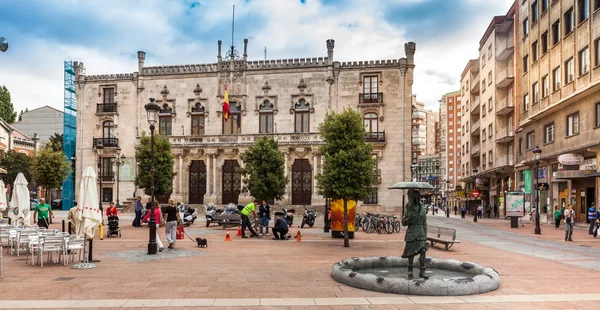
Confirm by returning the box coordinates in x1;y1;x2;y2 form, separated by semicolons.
553;170;600;179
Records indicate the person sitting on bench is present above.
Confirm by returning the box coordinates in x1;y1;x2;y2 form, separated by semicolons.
272;212;289;240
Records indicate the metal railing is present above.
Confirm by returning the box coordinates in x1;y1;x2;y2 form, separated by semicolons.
93;137;119;148
96;103;117;113
359;92;383;104
365;132;386;143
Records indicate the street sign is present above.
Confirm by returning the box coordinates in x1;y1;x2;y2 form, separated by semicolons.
472;189;480;197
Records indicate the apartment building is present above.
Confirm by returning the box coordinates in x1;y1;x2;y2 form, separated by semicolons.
516;0;600;222
458;3;518;217
440;91;462;207
425;110;439;155
412;102;427;166
416;153;441;202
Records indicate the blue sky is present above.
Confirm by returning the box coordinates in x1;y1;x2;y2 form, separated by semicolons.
0;0;514;114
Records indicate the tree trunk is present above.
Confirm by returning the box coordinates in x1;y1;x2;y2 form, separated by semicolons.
343;199;349;247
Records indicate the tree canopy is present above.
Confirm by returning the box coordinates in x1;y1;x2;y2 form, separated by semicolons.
0;150;32;186
0;86;17;123
316;108;375;247
239;137;286;202
46;133;64;153
134;132;176;197
31;148;71;200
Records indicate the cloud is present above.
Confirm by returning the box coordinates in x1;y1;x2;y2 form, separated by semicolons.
0;0;514;114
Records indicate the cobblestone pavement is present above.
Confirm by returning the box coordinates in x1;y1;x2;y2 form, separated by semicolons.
1;212;599;309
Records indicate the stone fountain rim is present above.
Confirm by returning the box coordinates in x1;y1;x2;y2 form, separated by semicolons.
331;256;500;296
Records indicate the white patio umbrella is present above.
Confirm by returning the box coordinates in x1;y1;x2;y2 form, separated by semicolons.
75;166;102;239
0;180;7;213
9;173;30;226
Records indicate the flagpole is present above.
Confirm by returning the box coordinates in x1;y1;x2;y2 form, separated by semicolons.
231;5;235;57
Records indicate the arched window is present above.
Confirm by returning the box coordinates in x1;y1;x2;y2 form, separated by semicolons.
191;103;205;136
223;102;241;134
102;120;115;139
363;113;378;133
294;99;310;133
159;104;172;136
259;101;274;133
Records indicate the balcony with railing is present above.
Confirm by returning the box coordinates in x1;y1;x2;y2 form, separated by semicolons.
96;103;117;114
365;132;386;143
100;174;115;182
495;34;514;61
412;111;426;120
359;93;383;105
471;143;481;156
470;120;480;135
496;63;514;88
93;137;119;148
495;126;515;143
495;155;514;169
471;96;481;115
495;96;514;115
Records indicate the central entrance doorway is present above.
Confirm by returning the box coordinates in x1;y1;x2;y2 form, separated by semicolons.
292;159;312;205
222;160;241;204
188;160;207;204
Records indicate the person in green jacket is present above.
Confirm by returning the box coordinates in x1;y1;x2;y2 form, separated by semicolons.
553;205;561;229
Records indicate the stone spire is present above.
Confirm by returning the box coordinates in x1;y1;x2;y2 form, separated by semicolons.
137;51;146;74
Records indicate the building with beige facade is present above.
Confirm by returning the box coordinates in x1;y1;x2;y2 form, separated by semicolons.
74;39;417;212
516;0;600;222
425;109;439;155
458;3;518;217
412;101;427;167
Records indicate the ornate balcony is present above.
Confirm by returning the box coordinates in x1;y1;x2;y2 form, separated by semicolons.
93;137;119;148
101;175;115;182
96;103;117;114
365;131;386;143
359;93;383;105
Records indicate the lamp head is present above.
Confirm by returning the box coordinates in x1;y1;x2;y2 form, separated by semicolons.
144;98;160;126
0;37;7;52
116;147;121;156
532;146;542;161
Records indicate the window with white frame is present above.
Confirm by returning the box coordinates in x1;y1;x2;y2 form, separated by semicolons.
565;58;574;84
553;66;561;91
541;75;549;98
579;46;590;76
567;112;579;136
532;82;539;104
526;131;535;149
544;123;555;143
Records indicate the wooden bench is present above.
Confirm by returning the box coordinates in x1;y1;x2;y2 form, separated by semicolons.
427;225;460;250
212;214;242;229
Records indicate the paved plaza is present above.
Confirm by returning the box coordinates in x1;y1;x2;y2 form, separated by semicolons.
2;212;600;309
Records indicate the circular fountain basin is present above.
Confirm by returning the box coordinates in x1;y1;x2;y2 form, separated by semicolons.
331;256;500;296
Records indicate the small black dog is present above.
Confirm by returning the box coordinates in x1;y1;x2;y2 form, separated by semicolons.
195;237;208;248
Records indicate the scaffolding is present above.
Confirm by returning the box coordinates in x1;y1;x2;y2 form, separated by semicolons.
62;61;77;211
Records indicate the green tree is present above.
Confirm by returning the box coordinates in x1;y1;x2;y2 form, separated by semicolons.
0;86;17;123
316;108;375;247
0;150;33;188
31;148;71;201
46;133;64;152
134;132;176;197
238;137;286;202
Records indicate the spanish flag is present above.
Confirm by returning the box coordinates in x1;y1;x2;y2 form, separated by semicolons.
223;87;230;121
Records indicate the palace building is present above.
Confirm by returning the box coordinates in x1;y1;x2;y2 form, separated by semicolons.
74;39;416;212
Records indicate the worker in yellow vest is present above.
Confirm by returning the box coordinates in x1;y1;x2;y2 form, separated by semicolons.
241;201;259;238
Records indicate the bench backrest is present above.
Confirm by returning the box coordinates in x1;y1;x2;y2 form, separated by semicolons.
427;225;457;241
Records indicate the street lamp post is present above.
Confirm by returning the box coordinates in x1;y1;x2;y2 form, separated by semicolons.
473;168;478;223
71;156;77;204
445;181;450;218
91;143;104;263
145;98;160;255
114;148;126;209
533;146;542;235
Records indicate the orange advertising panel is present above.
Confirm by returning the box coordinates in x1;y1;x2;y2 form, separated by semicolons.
331;199;356;238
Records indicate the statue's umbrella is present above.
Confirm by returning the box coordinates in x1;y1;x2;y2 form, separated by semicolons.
388;182;435;218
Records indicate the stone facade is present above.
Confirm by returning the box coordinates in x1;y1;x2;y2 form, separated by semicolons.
74;39;416;212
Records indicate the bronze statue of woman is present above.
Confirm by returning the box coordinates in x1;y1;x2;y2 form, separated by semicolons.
401;189;429;278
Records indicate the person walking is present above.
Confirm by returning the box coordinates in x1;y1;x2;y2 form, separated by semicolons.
240;200;259;238
33;198;53;229
453;206;457;215
564;205;575;242
133;196;143;227
460;205;466;218
258;200;271;236
588;202;597;235
477;205;483;219
553;205;561;229
143;201;164;251
163;199;181;249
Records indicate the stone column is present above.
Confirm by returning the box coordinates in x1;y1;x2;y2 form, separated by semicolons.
206;154;212;194
282;151;290;202
178;154;183;195
213;154;218;197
